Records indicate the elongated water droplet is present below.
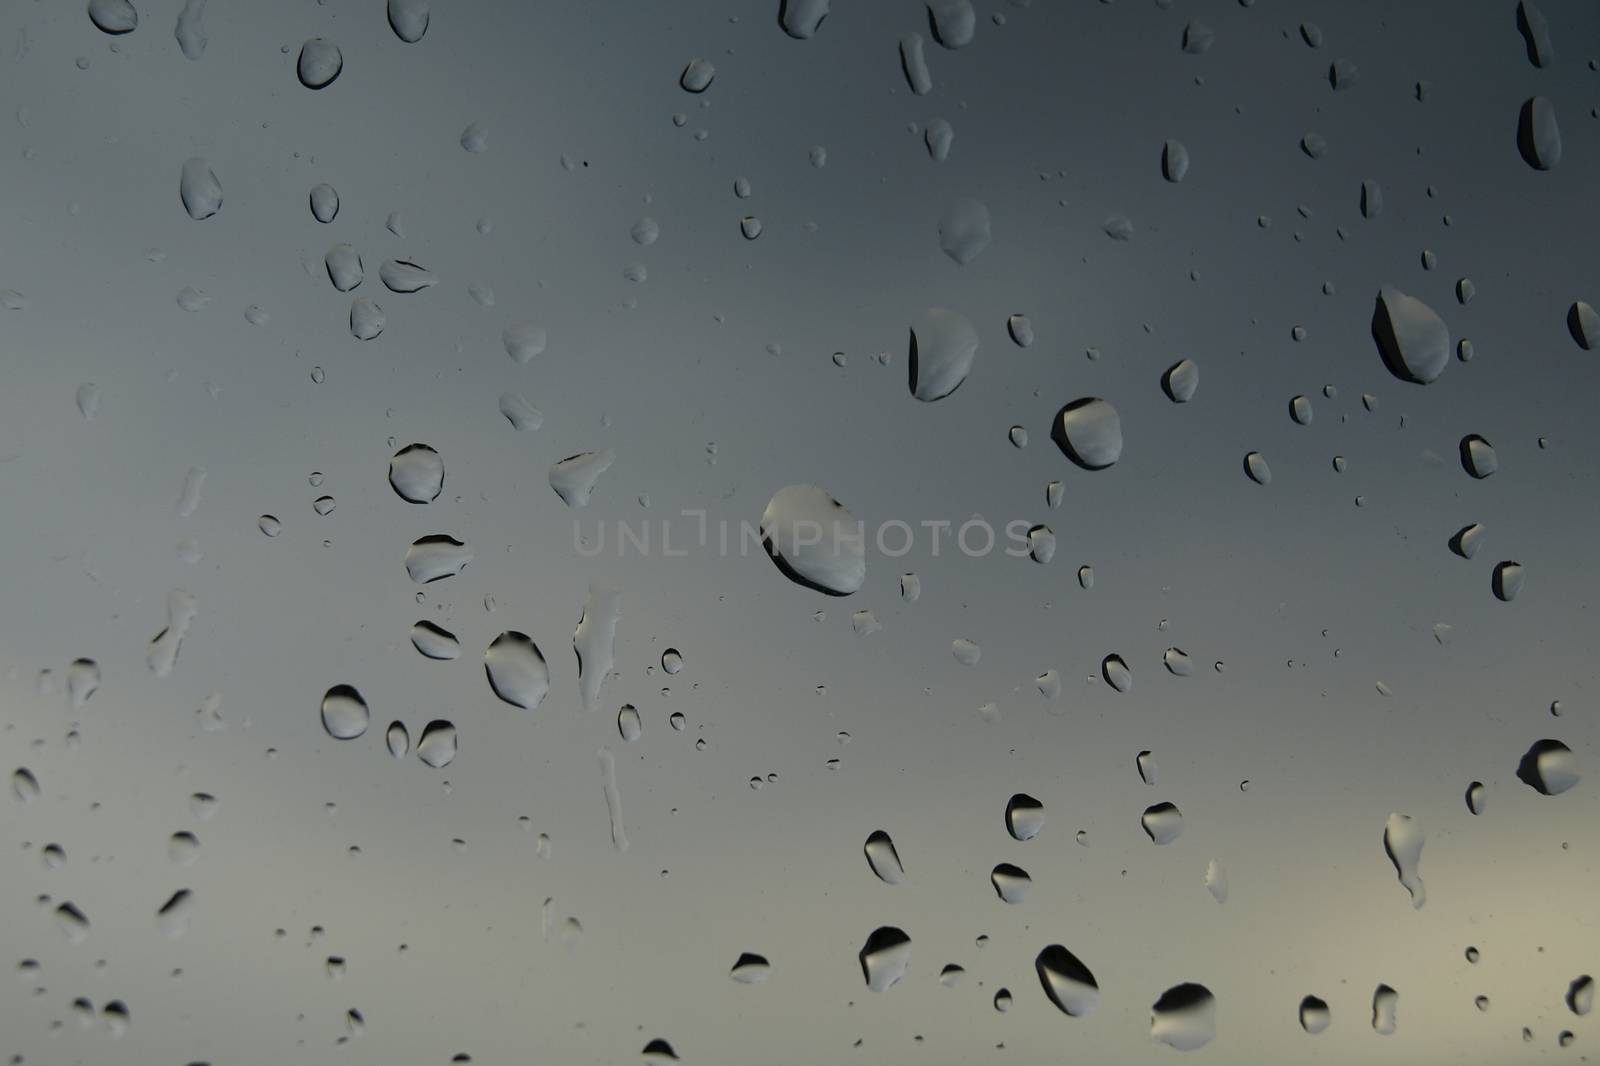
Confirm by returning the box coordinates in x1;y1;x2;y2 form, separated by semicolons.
1493;561;1525;601
258;514;281;537
179;158;221;220
1151;983;1216;1050
1360;179;1384;218
617;705;641;742
1142;802;1183;844
937;199;990;265
405;535;471;583
1243;452;1271;484
174;0;206;57
1102;654;1132;692
760;484;865;595
679;58;715;92
387;0;429;42
900;33;932;94
156;890;192;938
1568;975;1594;1016
1005;793;1044;841
379;258;437;294
1465;780;1486;815
389;444;443;503
927;0;974;48
1162;139;1190;182
991;863;1031;903
1289;395;1313;425
416;720;457;768
598;747;627;851
925;118;953;162
147;589;197;677
1036;945;1099;1016
349;297;384;340
1204;859;1228;903
1136;750;1158;785
385;720;409;758
409;620;459;660
574;584;620;713
1383;813;1425;907
908;308;978;402
56;901;90;942
309;183;339;223
484;632;550;710
13;767;40;804
321;685;369;740
1518;96;1561;170
297;39;343;90
1517;739;1579;795
862;830;905;884
1162;647;1193;676
67;659;100;707
168;831;200;866
859;927;911;991
1372;984;1398;1035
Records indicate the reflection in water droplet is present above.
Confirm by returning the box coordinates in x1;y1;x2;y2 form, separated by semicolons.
550;451;615;508
1151;983;1216;1050
386;721;409;758
760;484;866;595
859;927;911;991
864;830;905;884
389;444;443;504
991;863;1031;903
1383;813;1426;908
1006;793;1044;841
405;535;472;583
416;720;457;768
321;685;370;740
1372;984;1399;1035
484;632;550;710
1465;781;1486;815
1517;739;1579;795
908;308;979;402
179;158;222;220
297;39;343;90
1036;945;1099;1017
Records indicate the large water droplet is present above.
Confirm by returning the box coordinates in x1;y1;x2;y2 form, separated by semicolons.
1518;96;1562;170
88;0;138;34
760;484;865;595
779;0;829;39
416;720;457;768
1373;287;1449;385
908;308;978;402
859;927;911;991
179;158;222;220
864;830;905;884
1036;945;1099;1017
549;451;615;508
1142;802;1183;844
991;863;1031;903
730;953;771;985
937;199;990;265
389;444;443;503
484;632;550;710
1383;813;1426;907
1102;654;1132;693
1450;523;1485;559
297;38;343;90
309;183;339;223
1151;984;1216;1050
1005;793;1044;841
1517;739;1579;795
1243;452;1271;485
349;297;385;340
325;245;363;292
617;705;642;742
387;0;429;42
404;535;472;583
1465;780;1486;815
320;685;370;740
1493;561;1525;602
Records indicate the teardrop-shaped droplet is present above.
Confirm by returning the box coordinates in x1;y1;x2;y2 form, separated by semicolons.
1027;525;1055;563
325;244;363;292
385;720;409;758
1289;395;1314;425
1567;975;1594;1016
387;0;429;43
1383;812;1426;908
296;38;343;90
484;632;550;710
416;720;457;768
179;157;222;220
991;862;1031;903
679;57;715;92
864;830;905;884
320;685;370;740
1163;647;1193;676
760;484;866;595
1102;654;1132;693
1373;287;1449;384
1054;398;1122;469
1005;793;1044;841
925;118;953;162
12;767;40;804
1035;945;1099;1017
1151;983;1216;1051
389;444;443;503
859;927;911;992
908;308;978;402
1450;523;1485;559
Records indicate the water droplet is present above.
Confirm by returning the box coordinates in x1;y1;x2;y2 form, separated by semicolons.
927;0;975;48
779;0;830;39
179;158;222;220
1289;395;1314;425
379;258;437;294
679;58;715;92
1163;647;1193;676
669;711;686;731
385;720;409;758
1299;995;1331;1034
1567;300;1600;350
900;33;932;94
168;831;200;866
550;450;615;508
309;183;339;223
952;638;981;665
147;588;198;677
1371;984;1399;1035
1301;132;1327;159
12;767;40;804
324;244;363;292
993;988;1013;1012
498;392;542;431
320;685;370;740
1161;359;1198;403
409;620;460;660
1243;452;1271;485
67;659;99;707
1492;561;1524;602
1162;139;1190;182
991;863;1031;903
349;297;384;340
1078;565;1095;590
1151;983;1216;1050
1372;287;1449;385
1204;859;1228;903
56;901;90;942
924;118;953;162
1449;523;1485;559
1518;96;1562;170
416;720;457;768
937;199;990;265
1517;739;1579;795
898;573;921;602
1054;398;1122;469
574;585;620;714
258;514;282;537
297;38;343;90
389;444;443;503
88;0;138;35
156;890;192;938
1465;780;1486;815
484;632;550;710
864;830;905;884
859;927;911;991
1142;802;1183;844
630;217;659;246
760;484;866;595
1136;750;1158;785
1102;654;1132;693
459;121;488;153
617;705;641;742
940;964;965;987
387;0;429;43
1181;19;1213;53
730;953;771;985
176;286;210;312
1568;975;1594;1015
1005;793;1044;841
908;308;978;402
739;215;763;240
404;535;473;583
1383;813;1426;908
1460;434;1498;478
1035;945;1099;1016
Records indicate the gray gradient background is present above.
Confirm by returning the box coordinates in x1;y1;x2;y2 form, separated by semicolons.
0;0;1596;1062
